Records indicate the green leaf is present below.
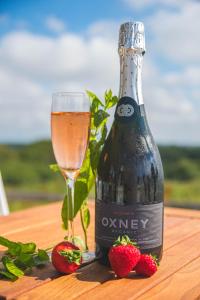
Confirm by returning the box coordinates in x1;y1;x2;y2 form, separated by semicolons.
0;270;18;281
105;89;112;106
105;95;118;109
78;149;91;182
78;149;95;192
86;90;104;112
87;167;95;191
49;164;60;172
0;236;21;256
0;237;36;256
15;253;35;269
33;249;49;266
94;110;110;128
99;124;108;145
61;195;69;230
2;256;24;278
89;140;101;172
83;206;90;230
37;249;49;262
19;242;36;254
74;180;88;217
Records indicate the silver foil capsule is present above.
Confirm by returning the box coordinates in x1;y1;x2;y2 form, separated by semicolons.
118;22;145;54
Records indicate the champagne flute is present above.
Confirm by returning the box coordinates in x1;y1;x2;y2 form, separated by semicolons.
51;92;90;244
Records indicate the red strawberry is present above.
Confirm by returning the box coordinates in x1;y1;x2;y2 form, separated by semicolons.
108;235;141;278
135;254;158;277
51;241;82;274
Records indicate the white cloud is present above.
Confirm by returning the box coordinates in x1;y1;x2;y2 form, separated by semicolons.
45;16;65;33
87;20;119;41
147;2;200;63
142;62;200;145
0;18;199;145
0;30;118;84
0;66;49;142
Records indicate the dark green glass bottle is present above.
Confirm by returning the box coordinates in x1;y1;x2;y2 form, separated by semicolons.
95;22;164;265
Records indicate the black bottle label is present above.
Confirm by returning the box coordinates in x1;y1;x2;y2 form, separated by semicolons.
95;200;163;249
115;96;140;123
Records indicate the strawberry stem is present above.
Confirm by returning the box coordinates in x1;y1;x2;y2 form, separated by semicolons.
113;235;138;247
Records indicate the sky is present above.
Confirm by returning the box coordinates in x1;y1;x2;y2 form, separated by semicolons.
0;0;199;145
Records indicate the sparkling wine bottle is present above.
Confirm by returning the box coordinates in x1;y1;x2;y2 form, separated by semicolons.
95;22;164;265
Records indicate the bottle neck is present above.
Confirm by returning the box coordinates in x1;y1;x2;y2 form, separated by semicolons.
119;49;144;105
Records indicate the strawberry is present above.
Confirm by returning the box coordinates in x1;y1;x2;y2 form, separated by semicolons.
108;235;141;278
135;254;158;277
51;241;82;274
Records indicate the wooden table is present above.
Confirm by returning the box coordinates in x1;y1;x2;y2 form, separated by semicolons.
0;201;200;300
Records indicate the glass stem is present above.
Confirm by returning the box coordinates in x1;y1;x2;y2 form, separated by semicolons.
66;178;75;241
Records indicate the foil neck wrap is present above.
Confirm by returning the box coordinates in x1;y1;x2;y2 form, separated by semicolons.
118;22;145;55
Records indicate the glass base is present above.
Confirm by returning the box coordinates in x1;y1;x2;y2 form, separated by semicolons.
81;251;96;266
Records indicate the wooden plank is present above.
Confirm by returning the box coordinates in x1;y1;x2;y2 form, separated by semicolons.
16;232;200;300
136;256;200;300
0;214;94;250
164;218;200;250
16;263;111;300
0;202;94;250
0;202;62;235
0;202;94;237
0;264;58;300
164;216;188;229
165;206;200;219
0;203;199;300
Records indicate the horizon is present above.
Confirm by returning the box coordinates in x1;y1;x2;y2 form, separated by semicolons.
2;138;200;148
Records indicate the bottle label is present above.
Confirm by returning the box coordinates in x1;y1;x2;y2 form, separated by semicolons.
115;96;140;123
95;201;163;249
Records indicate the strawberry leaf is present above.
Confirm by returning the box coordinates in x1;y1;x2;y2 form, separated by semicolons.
59;249;82;265
113;235;138;247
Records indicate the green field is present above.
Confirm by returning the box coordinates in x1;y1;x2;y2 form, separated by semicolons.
0;141;200;212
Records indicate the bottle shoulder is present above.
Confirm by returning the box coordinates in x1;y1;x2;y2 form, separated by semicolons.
98;124;164;177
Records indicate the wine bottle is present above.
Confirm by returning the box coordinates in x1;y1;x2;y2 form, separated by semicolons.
95;22;164;265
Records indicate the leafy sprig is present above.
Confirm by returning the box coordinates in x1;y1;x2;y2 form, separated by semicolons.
50;90;118;249
0;236;50;281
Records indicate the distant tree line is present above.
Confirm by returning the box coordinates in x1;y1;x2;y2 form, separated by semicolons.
0;141;200;187
159;146;200;181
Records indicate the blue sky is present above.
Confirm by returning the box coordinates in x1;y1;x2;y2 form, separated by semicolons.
0;0;199;144
0;0;149;33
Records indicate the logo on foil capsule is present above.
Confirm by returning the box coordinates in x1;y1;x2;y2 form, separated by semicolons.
117;104;134;117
